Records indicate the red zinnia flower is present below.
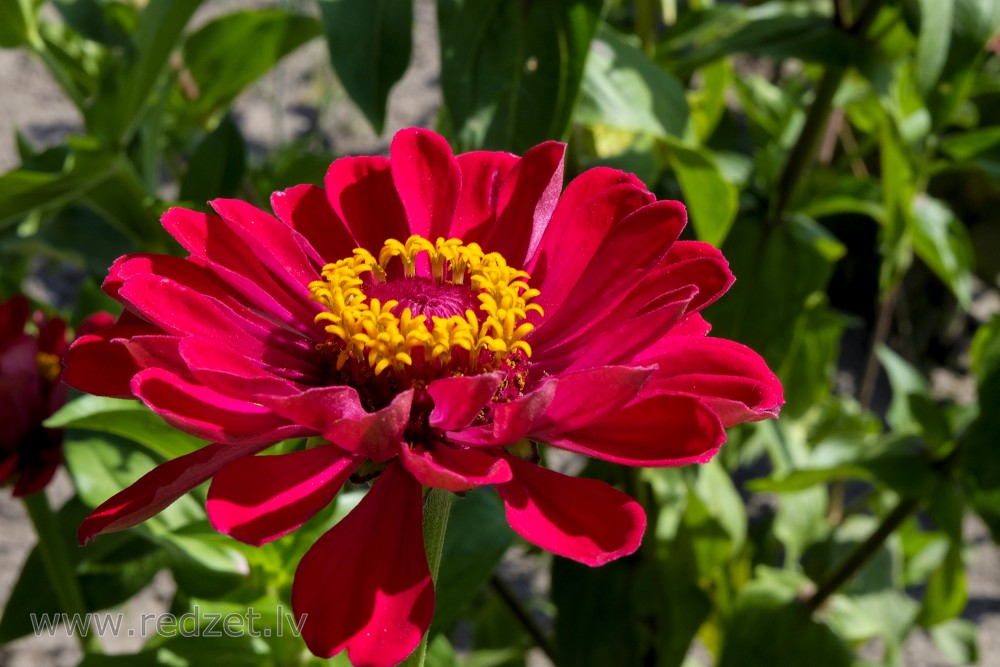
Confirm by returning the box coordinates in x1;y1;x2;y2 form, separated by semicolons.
64;128;782;666
0;296;99;495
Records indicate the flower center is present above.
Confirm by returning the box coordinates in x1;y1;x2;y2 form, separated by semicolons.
308;235;542;378
35;351;61;382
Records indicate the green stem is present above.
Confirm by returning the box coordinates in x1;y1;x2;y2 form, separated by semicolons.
490;573;559;664
768;0;888;224
401;488;454;667
22;491;102;654
803;497;919;614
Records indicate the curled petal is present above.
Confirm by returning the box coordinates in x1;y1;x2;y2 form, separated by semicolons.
208;446;359;546
427;372;503;431
399;444;511;492
497;456;645;566
79;442;268;544
293;461;433;666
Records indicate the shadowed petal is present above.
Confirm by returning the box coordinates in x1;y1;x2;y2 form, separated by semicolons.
497;456;645;566
271;184;356;263
208;446;359;546
293;462;433;666
325;155;408;253
391;128;461;241
427;372;503;430
399;444;511;492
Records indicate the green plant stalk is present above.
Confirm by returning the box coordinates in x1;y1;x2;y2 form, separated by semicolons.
804;496;919;614
768;0;888;224
490;573;559;663
22;491;102;654
401;488;454;667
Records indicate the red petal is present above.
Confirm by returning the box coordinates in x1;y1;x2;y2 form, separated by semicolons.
639;337;783;426
391;128;460;241
292;462;433;666
325;156;408;254
79;442;268;544
540;392;725;466
399;444;511;492
271;184;356;263
427;372;502;430
497;456;645;566
178;337;302;400
450;150;518;243
207;446;359;546
132;368;304;445
62;325;150;398
494;141;566;265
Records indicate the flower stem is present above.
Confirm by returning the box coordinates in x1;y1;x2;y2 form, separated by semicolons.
490;572;560;664
22;490;102;654
402;488;454;667
803;496;919;614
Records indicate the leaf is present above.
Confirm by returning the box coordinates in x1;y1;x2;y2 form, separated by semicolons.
694;458;746;552
0;137;165;245
876;345;930;433
959;372;1000;543
663;138;738;247
47;395;204;460
573;24;690;140
918;541;967;626
929;619;979;665
970;315;1000;383
0;0;37;48
86;0;202;143
909;195;974;309
179;9;322;123
439;0;603;151
718;580;853;667
915;0;954;94
941;126;1000;161
432;488;514;632
319;0;411;134
777;294;845;417
63;431;204;529
708;214;845;371
179;113;247;202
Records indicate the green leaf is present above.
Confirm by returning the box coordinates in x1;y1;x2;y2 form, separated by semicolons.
970;315;1000;383
876;345;930;432
179;113;246;202
918;541;967;626
63;432;204;529
663;138;738;247
47;395;204;460
0;0;37;48
694;458;746;552
709;214;845;371
777;294;845;417
879;111;915;290
86;0;202;143
718;580;853;667
439;0;603;151
940;126;1000;161
929;618;979;665
319;0;411;134
910;195;974;309
959;372;1000;543
573;24;690;140
432;488;514;632
915;0;954;94
179;9;322;124
0;137;164;246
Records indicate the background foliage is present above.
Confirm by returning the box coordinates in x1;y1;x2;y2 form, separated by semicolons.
2;0;1000;665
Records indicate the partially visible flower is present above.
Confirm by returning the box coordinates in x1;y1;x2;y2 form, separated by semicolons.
64;129;783;666
0;297;109;495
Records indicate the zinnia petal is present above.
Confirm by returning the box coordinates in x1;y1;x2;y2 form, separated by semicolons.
293;461;433;666
497;455;645;566
207;446;359;546
399;444;511;492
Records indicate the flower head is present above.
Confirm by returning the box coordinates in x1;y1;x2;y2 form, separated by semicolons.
1;296;85;495
64;128;782;666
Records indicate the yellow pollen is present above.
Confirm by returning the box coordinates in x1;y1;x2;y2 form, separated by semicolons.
308;235;542;375
35;351;61;382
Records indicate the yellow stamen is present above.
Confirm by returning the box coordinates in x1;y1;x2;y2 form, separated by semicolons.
308;235;542;375
35;351;61;382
